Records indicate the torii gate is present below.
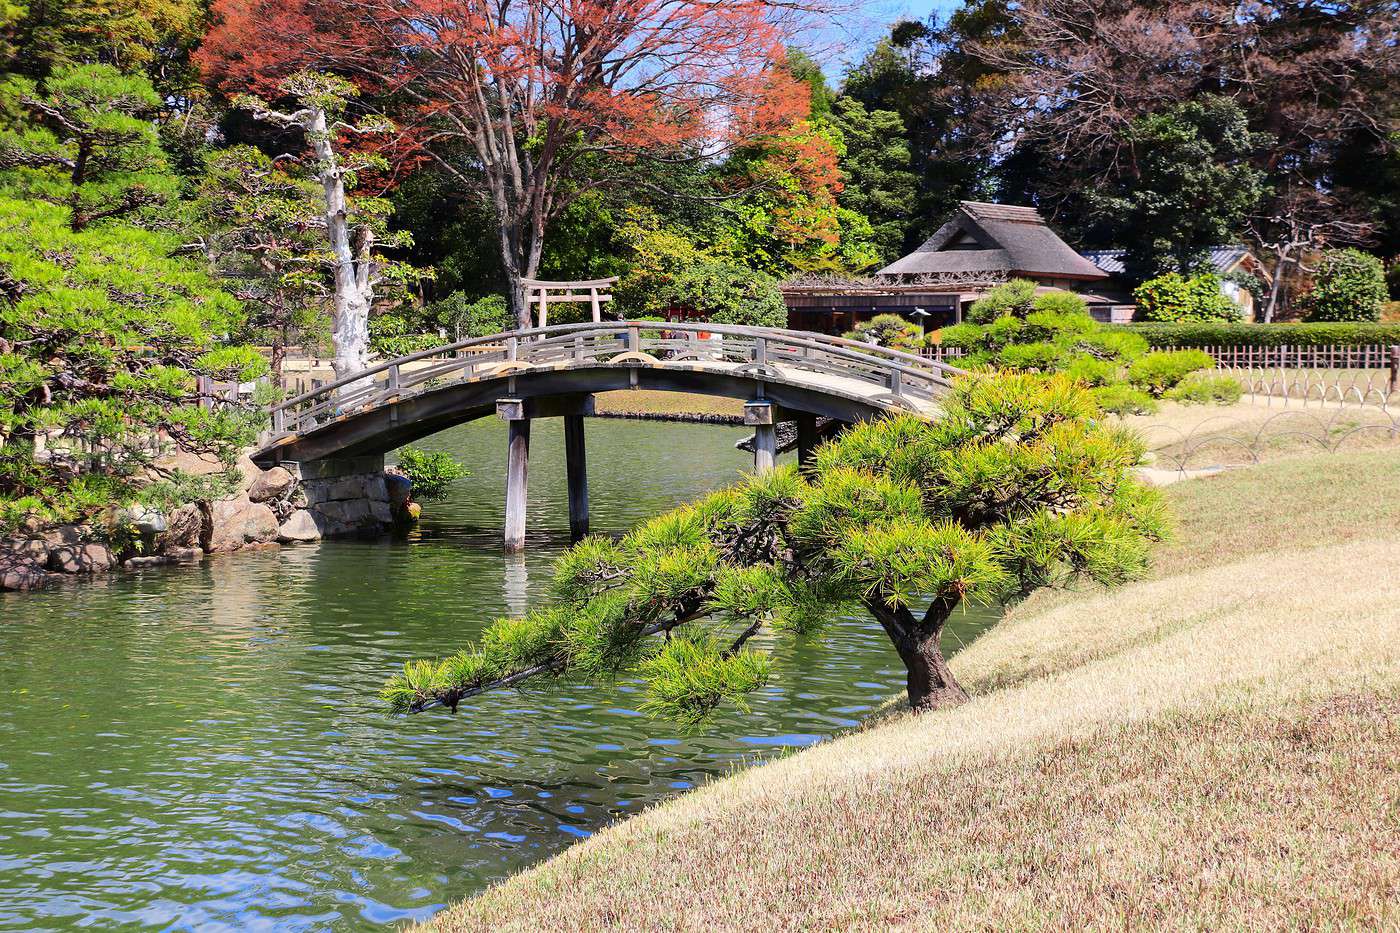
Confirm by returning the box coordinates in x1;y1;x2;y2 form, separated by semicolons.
522;277;619;327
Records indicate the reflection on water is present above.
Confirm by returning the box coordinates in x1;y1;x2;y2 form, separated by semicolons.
0;418;998;931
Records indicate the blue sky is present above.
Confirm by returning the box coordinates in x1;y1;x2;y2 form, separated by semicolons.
824;0;962;79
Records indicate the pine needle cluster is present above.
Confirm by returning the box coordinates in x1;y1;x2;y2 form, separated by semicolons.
383;373;1167;724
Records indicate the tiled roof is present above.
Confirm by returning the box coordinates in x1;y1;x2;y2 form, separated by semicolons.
1081;246;1252;276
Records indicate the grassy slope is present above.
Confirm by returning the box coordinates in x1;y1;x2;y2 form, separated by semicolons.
421;451;1400;931
593;390;744;419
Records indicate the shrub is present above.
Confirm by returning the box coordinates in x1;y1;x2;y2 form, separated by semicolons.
966;278;1038;323
1134;272;1242;323
368;311;442;357
1090;384;1159;415
1165;372;1244;405
1304;248;1387;323
1123;322;1400;348
995;341;1064;373
651;262;787;327
1127;349;1215;397
943;286;1130;378
1067;327;1150;362
432;292;513;339
844;314;924;350
1030;290;1090;317
1063;355;1119;387
395;447;469;501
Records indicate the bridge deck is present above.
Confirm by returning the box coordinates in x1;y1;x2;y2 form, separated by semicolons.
254;322;963;465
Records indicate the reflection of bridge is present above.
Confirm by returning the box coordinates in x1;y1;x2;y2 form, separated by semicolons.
253;322;963;551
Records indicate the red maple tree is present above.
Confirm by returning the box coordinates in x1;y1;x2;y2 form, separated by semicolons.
199;0;835;325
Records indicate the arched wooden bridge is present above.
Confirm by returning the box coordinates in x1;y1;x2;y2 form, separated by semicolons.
253;321;963;550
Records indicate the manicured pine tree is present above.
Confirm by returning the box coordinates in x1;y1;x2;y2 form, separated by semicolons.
383;373;1166;723
0;63;176;231
194;145;332;387
0;65;263;529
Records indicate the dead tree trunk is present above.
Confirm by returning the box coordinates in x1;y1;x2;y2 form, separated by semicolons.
306;105;373;382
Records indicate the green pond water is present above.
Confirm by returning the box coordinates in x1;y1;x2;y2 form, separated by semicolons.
0;418;997;931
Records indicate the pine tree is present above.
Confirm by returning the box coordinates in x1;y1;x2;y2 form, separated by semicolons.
0;63;176;231
0;65;262;530
235;72;422;381
195;145;330;386
383;373;1166;724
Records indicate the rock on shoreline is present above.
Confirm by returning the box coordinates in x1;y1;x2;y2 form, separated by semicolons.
2;451;411;592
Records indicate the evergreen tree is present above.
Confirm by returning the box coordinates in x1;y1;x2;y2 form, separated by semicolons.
236;72;423;381
0;196;263;529
383;373;1165;722
1093;97;1267;280
0;63;176;231
828;97;917;265
0;63;262;530
195;145;330;386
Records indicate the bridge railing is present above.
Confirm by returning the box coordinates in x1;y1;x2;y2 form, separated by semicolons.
265;321;965;442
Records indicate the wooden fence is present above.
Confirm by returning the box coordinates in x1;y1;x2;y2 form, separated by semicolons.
921;343;1400;409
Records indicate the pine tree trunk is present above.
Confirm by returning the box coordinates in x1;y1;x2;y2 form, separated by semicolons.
871;602;970;713
899;635;969;712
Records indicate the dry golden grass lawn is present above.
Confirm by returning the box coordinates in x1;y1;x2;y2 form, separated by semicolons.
1126;397;1400;469
593;390;744;419
418;450;1400;932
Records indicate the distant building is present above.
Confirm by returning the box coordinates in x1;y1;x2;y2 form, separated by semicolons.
781;202;1127;334
879;201;1111;290
779;203;1274;333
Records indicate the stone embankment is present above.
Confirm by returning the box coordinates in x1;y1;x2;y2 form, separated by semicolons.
1;453;415;592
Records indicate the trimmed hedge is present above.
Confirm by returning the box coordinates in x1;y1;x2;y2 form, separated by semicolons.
1120;322;1400;348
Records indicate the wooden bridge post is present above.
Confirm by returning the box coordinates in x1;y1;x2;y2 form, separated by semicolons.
498;399;530;553
745;401;777;473
564;413;589;541
796;412;819;472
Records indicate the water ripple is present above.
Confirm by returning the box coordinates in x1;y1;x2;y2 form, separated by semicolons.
0;419;997;930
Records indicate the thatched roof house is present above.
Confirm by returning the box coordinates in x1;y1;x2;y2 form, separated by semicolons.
878;202;1110;287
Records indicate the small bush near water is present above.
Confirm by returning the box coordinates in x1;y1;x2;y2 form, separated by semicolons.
395;447;469;501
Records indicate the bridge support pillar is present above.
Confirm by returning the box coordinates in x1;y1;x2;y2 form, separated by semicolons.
564;414;589;541
796;413;819;473
745;400;777;473
498;399;531;553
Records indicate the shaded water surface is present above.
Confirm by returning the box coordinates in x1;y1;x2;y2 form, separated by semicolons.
0;419;996;931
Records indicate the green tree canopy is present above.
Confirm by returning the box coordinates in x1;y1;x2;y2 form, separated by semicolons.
1305;248;1388;323
383;373;1166;722
0;196;262;529
1091;96;1267;280
195;144;329;384
0;63;175;231
1133;272;1243;324
827;97;917;265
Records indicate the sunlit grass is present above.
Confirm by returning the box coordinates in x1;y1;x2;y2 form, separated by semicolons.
415;449;1400;931
593;389;744;419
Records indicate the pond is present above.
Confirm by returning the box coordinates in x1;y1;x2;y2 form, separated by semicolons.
0;418;998;931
